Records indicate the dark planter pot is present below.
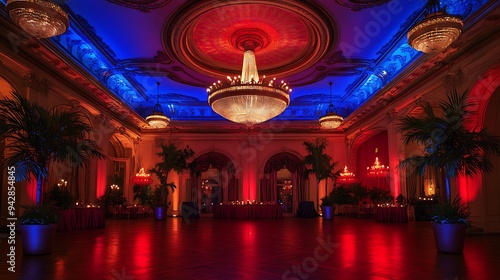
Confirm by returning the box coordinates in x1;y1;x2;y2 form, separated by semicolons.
20;224;57;255
321;206;335;220
432;223;467;254
153;206;167;220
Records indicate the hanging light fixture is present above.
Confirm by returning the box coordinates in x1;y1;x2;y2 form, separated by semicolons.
407;0;463;54
319;81;343;129
338;166;356;184
6;0;69;39
366;157;389;177
207;40;291;126
146;82;170;129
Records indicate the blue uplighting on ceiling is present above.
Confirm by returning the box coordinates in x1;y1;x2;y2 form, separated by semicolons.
1;0;487;122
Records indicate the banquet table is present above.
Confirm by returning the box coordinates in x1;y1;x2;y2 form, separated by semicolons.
57;209;77;231
214;204;283;219
73;208;106;229
375;206;408;223
297;201;318;218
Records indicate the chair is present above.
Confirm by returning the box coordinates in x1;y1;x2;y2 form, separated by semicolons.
136;206;145;218
143;205;153;217
118;206;130;219
357;205;366;218
408;205;415;221
108;206;118;218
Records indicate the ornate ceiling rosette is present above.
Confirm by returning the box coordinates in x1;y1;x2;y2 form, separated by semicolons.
105;0;170;13
335;0;391;12
163;0;338;80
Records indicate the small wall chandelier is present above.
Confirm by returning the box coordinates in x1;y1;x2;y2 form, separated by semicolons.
366;157;389;177
207;41;291;126
146;82;170;129
6;0;69;39
338;166;356;184
319;81;343;129
407;0;463;54
131;168;153;186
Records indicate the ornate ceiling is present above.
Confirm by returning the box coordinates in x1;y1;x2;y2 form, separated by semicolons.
0;0;491;131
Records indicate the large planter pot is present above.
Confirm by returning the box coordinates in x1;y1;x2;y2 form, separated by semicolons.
321;206;335;220
20;224;57;255
153;206;167;220
432;223;467;254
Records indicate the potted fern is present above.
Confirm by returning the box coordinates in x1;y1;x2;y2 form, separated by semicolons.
320;192;335;220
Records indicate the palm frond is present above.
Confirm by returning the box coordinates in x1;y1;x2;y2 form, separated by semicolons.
0;92;107;203
398;88;500;182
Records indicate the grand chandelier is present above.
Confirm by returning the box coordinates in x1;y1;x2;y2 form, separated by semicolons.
319;82;343;129
146;82;170;129
6;0;69;39
407;0;463;54
207;41;291;126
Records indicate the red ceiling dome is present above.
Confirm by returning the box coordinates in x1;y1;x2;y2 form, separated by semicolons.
163;0;338;79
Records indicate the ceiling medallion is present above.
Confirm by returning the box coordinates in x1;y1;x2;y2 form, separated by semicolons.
319;82;343;129
207;38;291;126
164;0;337;79
6;0;69;38
146;82;170;129
407;0;463;54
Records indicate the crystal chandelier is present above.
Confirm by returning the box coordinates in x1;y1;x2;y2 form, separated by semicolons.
338;166;356;184
207;41;291;126
6;0;69;39
131;168;153;186
366;157;389;177
319;82;343;129
407;0;463;54
146;82;170;129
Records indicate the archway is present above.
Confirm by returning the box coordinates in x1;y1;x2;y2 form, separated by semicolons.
262;152;305;214
190;152;238;209
468;65;500;232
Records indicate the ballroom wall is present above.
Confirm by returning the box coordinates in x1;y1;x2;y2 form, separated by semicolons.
1;12;500;231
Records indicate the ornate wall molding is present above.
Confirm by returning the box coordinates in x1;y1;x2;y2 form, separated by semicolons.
23;72;49;95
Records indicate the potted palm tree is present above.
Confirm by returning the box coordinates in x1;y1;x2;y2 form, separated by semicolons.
431;195;470;253
0;92;105;255
19;203;60;255
149;142;194;220
303;138;340;216
398;88;500;253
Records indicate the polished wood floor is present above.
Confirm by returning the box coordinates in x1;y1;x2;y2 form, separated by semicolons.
1;215;500;279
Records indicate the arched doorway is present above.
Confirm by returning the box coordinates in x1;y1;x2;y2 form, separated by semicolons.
190;152;238;210
262;152;305;214
469;65;500;232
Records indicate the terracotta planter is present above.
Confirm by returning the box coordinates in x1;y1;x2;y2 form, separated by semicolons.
432;223;467;254
20;224;57;255
321;206;335;220
153;206;167;220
